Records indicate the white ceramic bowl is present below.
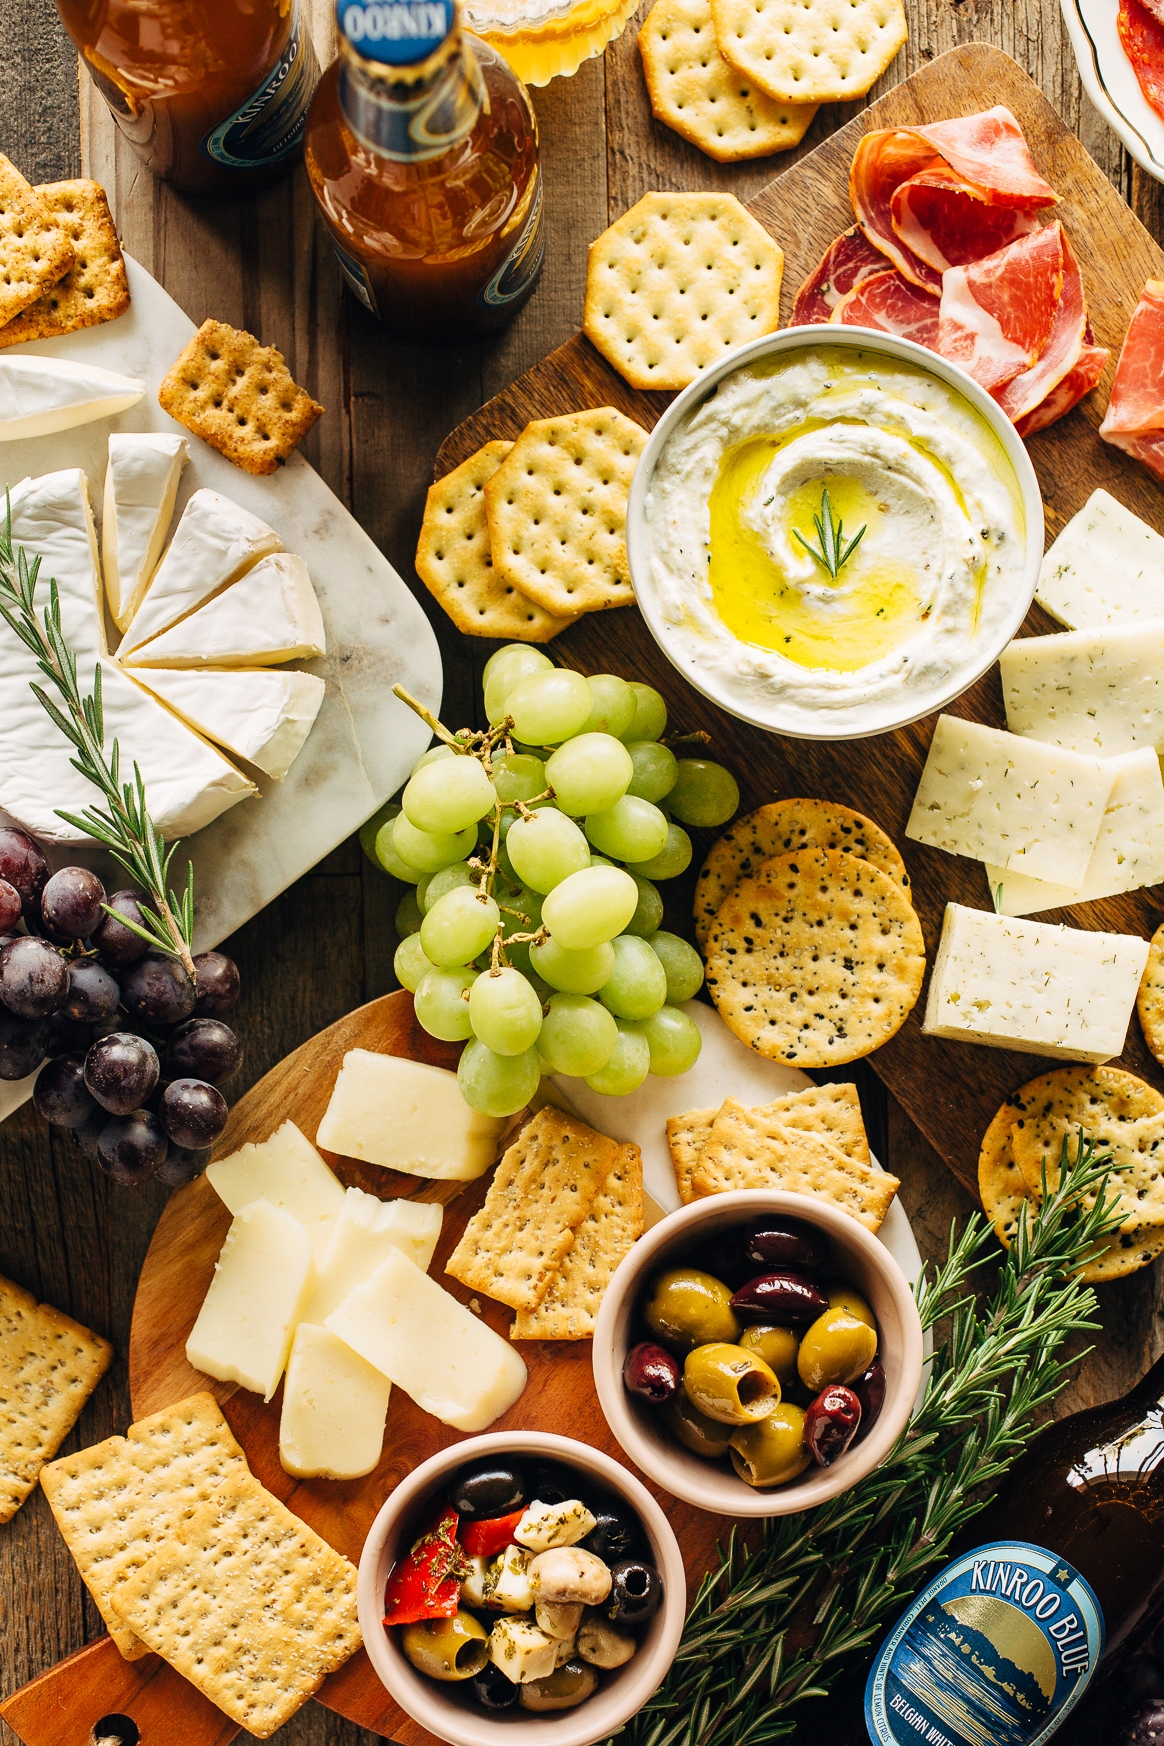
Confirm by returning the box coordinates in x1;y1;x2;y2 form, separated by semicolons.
624;324;1044;741
592;1190;924;1517
357;1431;686;1746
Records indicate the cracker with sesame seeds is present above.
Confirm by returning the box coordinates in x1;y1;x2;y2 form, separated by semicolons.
158;318;323;477
1007;1065;1164;1233
583;192;783;392
690;1096;898;1230
0;154;74;328
0;1277;110;1528
711;0;907;106
0;179;128;347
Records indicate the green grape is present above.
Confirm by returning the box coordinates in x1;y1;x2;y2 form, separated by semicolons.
622;873;664;938
411;743;457;774
649;930;705;1003
619;682;667;744
537;993;619;1077
493;752;548;805
415;966;477;1041
506;809;590;893
589;855;614;867
483;642;552;691
597;934;668;1021
394;932;435;994
504;938;534;981
392;811;478;874
625;740;679;803
395;887;424;937
577;673;636;739
540;866;639;950
403;755;496;834
468;967;544;1055
422;860;476;912
360;800;399;869
501;885;543;937
584;1022;651;1096
544;733;633;816
484;648;552;723
420;886;501;966
642;1004;702;1075
458;1039;542;1117
585;796;669;864
505;668;592;744
495;841;519;887
626;823;693;881
529;935;615;995
376;818;424;883
667;759;741;828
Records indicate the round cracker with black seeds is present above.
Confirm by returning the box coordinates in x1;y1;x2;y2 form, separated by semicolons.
1137;921;1164;1069
978;1099;1031;1250
1007;1064;1164;1234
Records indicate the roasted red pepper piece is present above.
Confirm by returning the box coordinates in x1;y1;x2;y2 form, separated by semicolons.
459;1509;525;1558
383;1507;470;1625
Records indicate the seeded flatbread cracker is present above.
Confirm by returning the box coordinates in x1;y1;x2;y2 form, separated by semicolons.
0;1277;111;1527
638;0;818;163
0;154;73;327
695;800;909;948
712;0;907;105
417;441;577;642
0;179;128;348
485;408;647;616
512;1143;644;1338
667;1106;718;1203
1008;1065;1164;1233
1137;922;1164;1070
583;192;783;392
158;318;324;476
690;1097;898;1230
667;1081;869;1203
114;1467;360;1737
705;848;925;1067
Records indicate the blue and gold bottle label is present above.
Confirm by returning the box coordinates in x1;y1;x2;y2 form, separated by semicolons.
865;1540;1104;1746
203;2;320;167
480;176;544;310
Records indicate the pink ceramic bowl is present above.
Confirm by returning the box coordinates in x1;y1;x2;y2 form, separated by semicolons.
357;1430;686;1746
592;1190;924;1517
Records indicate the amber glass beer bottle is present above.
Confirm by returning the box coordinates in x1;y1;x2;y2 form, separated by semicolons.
53;0;320;195
865;1354;1164;1746
304;0;542;336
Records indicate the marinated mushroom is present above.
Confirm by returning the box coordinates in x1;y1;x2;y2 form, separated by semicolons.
535;1600;583;1639
578;1611;637;1668
519;1660;599;1711
528;1545;613;1607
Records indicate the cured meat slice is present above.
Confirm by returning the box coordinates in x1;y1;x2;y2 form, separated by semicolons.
937;223;1066;395
996;231;1092;427
1014;342;1108;437
890;168;1040;273
791;227;887;325
1100;280;1164;479
907;109;1058;209
1119;0;1164;123
850;131;945;292
828;268;941;347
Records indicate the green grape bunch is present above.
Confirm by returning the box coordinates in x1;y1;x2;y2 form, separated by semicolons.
371;646;740;1118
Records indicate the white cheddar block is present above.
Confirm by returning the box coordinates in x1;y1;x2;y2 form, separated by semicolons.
0;355;143;440
1037;489;1164;630
186;1198;316;1401
1000;620;1164;757
304;1186;443;1323
905;715;1113;885
984;748;1164;914
102;432;188;630
316;1050;503;1180
278;1322;391;1480
120;487;282;653
325;1247;527;1432
922;903;1149;1063
206;1120;345;1261
131;666;326;780
124;551;325;669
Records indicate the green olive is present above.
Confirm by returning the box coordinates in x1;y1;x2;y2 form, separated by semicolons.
797;1308;878;1391
664;1387;735;1458
644;1268;740;1352
729;1404;811;1488
826;1284;876;1330
682;1342;780;1425
402;1610;489;1681
738;1324;800;1387
519;1659;599;1711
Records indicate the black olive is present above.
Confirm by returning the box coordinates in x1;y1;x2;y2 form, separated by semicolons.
742;1217;828;1274
582;1506;642;1565
730;1271;830;1326
526;1460;576;1507
449;1461;526;1520
469;1662;521;1710
851;1358;886;1445
607;1559;663;1625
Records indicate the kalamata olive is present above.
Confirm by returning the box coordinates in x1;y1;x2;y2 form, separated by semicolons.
742;1217;827;1274
730;1271;829;1327
623;1340;680;1404
470;1662;521;1710
581;1507;641;1565
449;1462;526;1519
804;1384;862;1467
606;1559;663;1625
729;1405;811;1489
797;1308;877;1390
851;1358;886;1444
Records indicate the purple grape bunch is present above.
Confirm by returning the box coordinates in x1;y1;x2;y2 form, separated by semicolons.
0;827;243;1189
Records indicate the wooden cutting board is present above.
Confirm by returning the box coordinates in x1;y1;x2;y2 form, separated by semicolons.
436;40;1164;1201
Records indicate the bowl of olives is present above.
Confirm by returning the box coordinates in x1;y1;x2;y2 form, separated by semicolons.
592;1190;924;1516
357;1431;685;1746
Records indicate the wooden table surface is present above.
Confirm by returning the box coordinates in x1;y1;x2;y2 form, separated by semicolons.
2;3;1164;1741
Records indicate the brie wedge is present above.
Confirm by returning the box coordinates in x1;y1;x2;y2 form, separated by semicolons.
103;433;188;630
0;356;144;441
131;666;326;779
119;487;282;654
124;551;327;668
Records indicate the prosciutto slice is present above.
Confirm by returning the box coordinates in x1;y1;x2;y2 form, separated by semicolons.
828;269;940;347
937;223;1066;395
1119;0;1164;123
791;227;888;325
890;168;1040;273
1014;340;1108;437
1100;279;1164;479
996;231;1094;426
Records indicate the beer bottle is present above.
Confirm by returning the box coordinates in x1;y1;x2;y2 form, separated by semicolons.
866;1354;1164;1746
304;0;543;337
53;0;320;196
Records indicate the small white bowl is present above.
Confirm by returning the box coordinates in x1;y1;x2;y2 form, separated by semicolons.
592;1190;924;1517
357;1431;686;1746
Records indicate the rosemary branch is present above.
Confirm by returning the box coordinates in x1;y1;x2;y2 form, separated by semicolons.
792;487;866;581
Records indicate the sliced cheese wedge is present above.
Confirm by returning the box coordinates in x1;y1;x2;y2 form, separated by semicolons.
303;1187;443;1324
316;1050;502;1179
103;433;188;631
279;1322;392;1480
186;1197;317;1401
120;487;282;654
1037;489;1164;630
123;551;326;669
0;355;144;441
131;666;326;780
206;1120;345;1263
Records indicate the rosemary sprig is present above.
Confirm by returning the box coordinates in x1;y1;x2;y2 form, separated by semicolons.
792;486;866;580
613;1131;1124;1746
0;513;196;975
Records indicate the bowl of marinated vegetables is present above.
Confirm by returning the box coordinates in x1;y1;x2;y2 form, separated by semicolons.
357;1431;686;1746
592;1190;924;1516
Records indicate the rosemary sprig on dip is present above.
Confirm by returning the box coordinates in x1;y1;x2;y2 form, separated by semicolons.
792;486;866;580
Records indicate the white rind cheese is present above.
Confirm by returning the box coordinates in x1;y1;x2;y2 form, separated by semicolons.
206;1120;345;1262
922;903;1149;1063
1000;621;1164;757
316;1050;503;1179
0;355;143;440
186;1197;317;1401
102;433;188;630
124;551;326;669
130;665;326;780
303;1186;443;1323
278;1322;392;1480
1037;489;1164;629
120;487;282;654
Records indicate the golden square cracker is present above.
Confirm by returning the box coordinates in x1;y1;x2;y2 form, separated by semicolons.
1007;1065;1164;1234
512;1143;644;1338
1138;921;1164;1069
0;180;128;348
0;155;73;327
40;1391;250;1660
711;0;907;105
445;1106;621;1310
639;0;818;163
114;1467;361;1738
583;192;783;392
417;440;577;642
0;1277;110;1526
667;1106;718;1203
485;408;647;616
690;1097;898;1230
158;318;323;477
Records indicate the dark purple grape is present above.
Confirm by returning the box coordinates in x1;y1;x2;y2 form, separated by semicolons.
1125;1704;1164;1746
0;878;20;933
155;1143;212;1187
91;890;153;966
34;1053;98;1127
804;1384;862;1467
623;1340;681;1404
729;1271;830;1326
97;1110;167;1184
41;867;106;939
164;1018;242;1086
70;1110;104;1160
160;1078;228;1150
42;1009;91;1057
64;959;120;1023
87;1015;124;1043
120;953;196;1026
850;1359;886;1445
742;1218;827;1274
0;828;49;919
191;951;240;1017
0;1013;46;1080
0;936;68;1018
84;1032;159;1115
